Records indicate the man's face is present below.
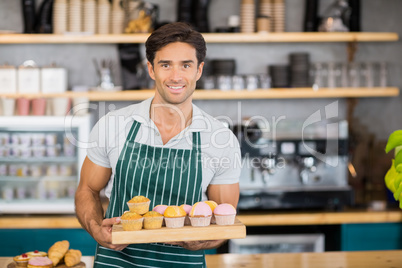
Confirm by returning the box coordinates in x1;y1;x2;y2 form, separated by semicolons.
147;42;204;105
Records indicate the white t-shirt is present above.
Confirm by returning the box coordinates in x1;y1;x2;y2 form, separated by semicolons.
87;97;241;201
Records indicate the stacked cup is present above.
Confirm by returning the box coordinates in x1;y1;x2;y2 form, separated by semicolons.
259;0;272;32
83;0;96;33
97;0;111;34
272;0;285;32
53;0;68;34
240;0;255;33
69;0;82;32
111;0;124;34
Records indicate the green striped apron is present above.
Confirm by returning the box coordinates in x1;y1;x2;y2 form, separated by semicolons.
94;120;206;268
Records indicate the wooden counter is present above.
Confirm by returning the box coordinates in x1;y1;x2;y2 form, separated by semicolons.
1;209;402;229
1;250;402;268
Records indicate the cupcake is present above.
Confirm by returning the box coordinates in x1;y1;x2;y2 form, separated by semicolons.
180;204;192;225
153;205;168;226
13;253;30;267
204;200;218;224
189;202;212;227
163;206;186;228
27;256;53;268
26;250;47;258
127;195;151;215
143;211;164;229
213;203;237;225
120;211;144;231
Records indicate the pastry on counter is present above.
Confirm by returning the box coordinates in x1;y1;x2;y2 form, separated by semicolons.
64;249;82;267
189;202;213;227
143;211;163;229
48;240;69;266
13;253;30;267
120;211;144;231
163;206;186;228
213;203;237;225
127;195;151;215
27;256;53;268
26;250;47;258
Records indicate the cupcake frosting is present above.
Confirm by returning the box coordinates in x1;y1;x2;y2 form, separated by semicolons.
213;203;236;215
164;206;186;218
204;200;218;212
28;256;53;266
153;205;168;214
180;204;192;215
190;202;212;217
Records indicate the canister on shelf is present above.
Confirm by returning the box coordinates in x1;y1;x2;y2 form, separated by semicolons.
0;64;17;94
32;146;46;157
17;60;40;94
0;133;10;146
59;164;73;176
41;66;68;93
0;163;7;176
29;164;43;177
45;133;58;146
46;164;59;176
2;186;14;201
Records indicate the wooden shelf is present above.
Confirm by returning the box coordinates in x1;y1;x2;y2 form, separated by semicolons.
1;88;399;101
0;32;398;44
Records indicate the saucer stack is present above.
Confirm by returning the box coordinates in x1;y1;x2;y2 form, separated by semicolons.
272;0;285;32
269;65;289;88
69;0;82;32
83;0;96;34
53;0;68;34
259;0;272;32
97;0;111;34
240;0;255;33
289;53;310;88
111;0;124;34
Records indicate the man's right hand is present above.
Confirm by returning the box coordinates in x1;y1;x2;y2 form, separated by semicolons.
93;217;129;251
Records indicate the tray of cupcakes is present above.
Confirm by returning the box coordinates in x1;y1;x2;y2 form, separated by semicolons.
9;240;83;268
112;196;246;244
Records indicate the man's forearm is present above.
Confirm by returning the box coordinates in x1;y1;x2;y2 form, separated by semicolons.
75;189;105;237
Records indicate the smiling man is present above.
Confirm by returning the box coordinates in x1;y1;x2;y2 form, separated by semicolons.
75;22;241;267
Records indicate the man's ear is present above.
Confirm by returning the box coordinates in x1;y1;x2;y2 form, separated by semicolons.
147;61;155;80
196;62;204;81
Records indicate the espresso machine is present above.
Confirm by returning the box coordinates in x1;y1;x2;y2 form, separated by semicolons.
235;119;353;211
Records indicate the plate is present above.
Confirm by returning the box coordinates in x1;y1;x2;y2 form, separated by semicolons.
8;261;85;268
112;218;246;244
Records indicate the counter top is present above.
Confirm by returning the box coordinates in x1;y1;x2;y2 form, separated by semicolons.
1;250;402;268
1;209;402;229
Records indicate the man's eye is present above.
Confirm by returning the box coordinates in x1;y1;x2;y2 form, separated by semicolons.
161;64;169;68
184;64;190;68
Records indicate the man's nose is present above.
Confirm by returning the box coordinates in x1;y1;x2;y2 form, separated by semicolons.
170;67;183;81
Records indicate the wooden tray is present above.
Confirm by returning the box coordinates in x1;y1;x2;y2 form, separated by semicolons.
112;218;246;244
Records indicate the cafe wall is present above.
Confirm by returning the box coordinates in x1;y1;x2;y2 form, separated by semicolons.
0;0;401;140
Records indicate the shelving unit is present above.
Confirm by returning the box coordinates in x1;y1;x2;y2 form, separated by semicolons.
0;88;399;101
0;32;398;44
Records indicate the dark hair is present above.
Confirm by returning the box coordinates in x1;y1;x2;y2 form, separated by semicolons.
145;22;206;67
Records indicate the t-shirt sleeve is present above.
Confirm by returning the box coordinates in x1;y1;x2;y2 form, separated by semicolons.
208;128;241;185
86;115;112;168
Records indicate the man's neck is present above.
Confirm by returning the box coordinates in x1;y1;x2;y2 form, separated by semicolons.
150;99;193;143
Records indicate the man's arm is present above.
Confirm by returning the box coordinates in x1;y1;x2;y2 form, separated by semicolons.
169;183;240;251
75;156;128;250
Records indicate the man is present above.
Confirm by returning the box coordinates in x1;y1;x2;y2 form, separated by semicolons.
75;22;241;267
